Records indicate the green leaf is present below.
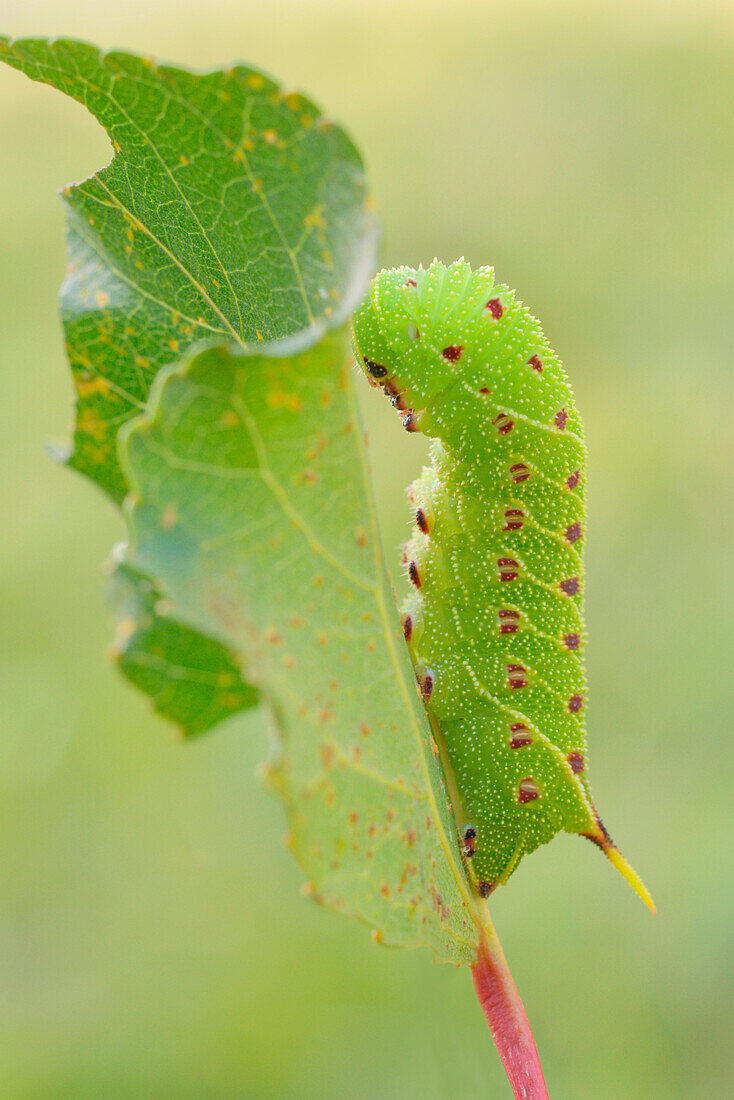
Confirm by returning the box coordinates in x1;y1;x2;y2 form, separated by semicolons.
0;37;376;736
107;561;258;737
0;36;376;501
118;325;479;960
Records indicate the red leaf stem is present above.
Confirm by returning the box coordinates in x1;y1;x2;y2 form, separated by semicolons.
471;923;549;1099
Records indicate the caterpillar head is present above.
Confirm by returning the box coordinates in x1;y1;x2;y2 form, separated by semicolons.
351;259;500;415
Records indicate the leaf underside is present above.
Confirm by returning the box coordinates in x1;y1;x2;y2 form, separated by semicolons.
119;329;477;960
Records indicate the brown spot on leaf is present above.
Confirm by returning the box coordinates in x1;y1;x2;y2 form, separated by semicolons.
320;743;335;769
431;888;450;922
161;505;177;530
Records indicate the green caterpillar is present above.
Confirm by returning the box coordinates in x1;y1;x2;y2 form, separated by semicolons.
352;259;652;908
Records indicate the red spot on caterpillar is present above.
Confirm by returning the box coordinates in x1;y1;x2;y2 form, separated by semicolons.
565;523;582;544
402;614;412;641
507;664;527;690
560;576;580;597
555;408;568;431
510;723;533;748
477;880;496;898
499;608;520;634
568;694;584;714
567;751;585;774
563;633;580;650
463;826;477;858
510;463;529;483
363;357;387;379
486;298;503;319
479;386;490;394
408;561;421;588
518;778;540;803
567;470;581;490
493;413;514;435
498;557;519;582
421;673;434;701
416;508;429;534
402;411;420;432
405;278;417;287
442;344;463;361
528;354;543;372
503;508;524;531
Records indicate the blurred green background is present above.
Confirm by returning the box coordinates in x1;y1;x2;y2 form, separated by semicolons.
1;1;732;1096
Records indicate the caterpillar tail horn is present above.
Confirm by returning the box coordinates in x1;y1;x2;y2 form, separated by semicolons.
583;819;656;914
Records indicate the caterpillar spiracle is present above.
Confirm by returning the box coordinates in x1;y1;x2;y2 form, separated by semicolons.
351;259;653;909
